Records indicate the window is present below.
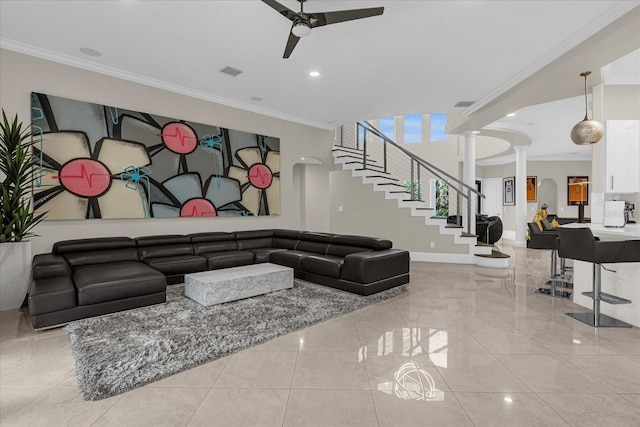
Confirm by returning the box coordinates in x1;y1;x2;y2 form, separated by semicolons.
430;113;448;142
404;114;422;143
379;116;394;141
430;178;449;217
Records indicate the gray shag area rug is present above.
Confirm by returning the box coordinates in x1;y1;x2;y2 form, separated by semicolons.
65;279;405;401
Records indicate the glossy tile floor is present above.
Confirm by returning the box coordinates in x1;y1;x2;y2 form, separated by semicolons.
2;242;640;426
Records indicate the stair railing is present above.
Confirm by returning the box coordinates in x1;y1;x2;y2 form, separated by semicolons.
336;121;485;234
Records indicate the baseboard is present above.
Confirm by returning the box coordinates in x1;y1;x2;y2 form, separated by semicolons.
409;252;474;264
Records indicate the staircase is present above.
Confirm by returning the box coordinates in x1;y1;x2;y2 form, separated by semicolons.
333;122;509;269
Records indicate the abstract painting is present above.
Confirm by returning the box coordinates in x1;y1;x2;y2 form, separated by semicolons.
31;92;280;220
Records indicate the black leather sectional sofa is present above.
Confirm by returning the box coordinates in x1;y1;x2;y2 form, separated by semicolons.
29;229;410;329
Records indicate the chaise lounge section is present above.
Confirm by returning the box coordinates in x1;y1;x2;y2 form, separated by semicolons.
28;230;410;329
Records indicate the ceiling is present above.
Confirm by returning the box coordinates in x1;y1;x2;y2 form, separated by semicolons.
1;0;639;162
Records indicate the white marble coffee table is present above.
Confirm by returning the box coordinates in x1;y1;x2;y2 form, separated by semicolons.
184;263;294;306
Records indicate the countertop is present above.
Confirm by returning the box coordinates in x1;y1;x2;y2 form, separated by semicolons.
561;223;640;240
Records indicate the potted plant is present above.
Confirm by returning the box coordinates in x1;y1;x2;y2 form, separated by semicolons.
1;109;47;310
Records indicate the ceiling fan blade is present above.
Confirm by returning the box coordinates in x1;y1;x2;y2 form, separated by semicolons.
310;7;384;28
261;0;298;21
283;30;301;58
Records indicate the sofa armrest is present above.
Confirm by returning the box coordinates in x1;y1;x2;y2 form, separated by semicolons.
32;254;71;279
341;249;409;284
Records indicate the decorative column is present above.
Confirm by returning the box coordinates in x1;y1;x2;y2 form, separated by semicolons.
462;131;477;236
514;145;528;247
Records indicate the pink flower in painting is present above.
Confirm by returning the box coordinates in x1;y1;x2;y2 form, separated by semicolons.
227;147;280;215
33;132;152;219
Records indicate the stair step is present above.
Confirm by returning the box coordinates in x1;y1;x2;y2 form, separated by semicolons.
415;207;434;210
388;190;410;194
366;175;398;181
476;250;510;259
462;232;478;238
335;154;376;162
346;161;384;169
377;183;406;188
476;241;492;247
332;146;365;154
445;224;463;229
354;168;391;174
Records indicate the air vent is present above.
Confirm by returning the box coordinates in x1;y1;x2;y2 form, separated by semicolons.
220;66;242;77
454;101;475;108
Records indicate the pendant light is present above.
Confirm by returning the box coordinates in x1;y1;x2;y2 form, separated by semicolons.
570;71;603;145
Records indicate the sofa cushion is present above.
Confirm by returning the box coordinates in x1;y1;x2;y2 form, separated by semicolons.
29;276;76;315
138;244;194;261
300;232;333;243
234;230;274;239
300;255;344;279
189;232;236;243
272;238;299;250
53;237;135;254
144;255;207;276
236;238;274;250
273;229;302;239
247;247;287;263
73;261;166;305
270;250;312;270
326;244;369;257
331;235;392;250
55;237;139;267
297;241;329;255
135;235;191;247
63;248;140;267
341;249;409;284
32;254;71;279
202;250;254;269
192;240;238;255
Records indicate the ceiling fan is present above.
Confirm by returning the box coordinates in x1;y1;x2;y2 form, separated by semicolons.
262;0;384;58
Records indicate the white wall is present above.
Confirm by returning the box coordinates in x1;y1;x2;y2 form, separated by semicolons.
0;49;334;255
480;160;591;236
329;170;468;254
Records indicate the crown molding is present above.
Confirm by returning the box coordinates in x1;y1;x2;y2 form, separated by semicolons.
0;39;335;131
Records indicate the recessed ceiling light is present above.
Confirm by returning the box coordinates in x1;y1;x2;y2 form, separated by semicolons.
79;47;101;57
506;113;516;117
471;130;481;134
250;96;263;102
309;71;320;77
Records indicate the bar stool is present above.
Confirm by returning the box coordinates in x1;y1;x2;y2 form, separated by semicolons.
528;223;572;298
556;227;640;328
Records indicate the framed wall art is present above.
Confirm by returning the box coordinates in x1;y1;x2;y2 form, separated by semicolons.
503;176;515;206
568;176;589;206
526;176;537;203
31;92;281;220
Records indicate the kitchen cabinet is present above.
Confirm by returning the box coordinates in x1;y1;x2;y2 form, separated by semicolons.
605;120;640;194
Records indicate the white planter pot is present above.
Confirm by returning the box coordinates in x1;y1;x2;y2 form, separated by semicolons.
0;241;32;311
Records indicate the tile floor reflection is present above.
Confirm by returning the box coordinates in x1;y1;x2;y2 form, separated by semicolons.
2;241;640;426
